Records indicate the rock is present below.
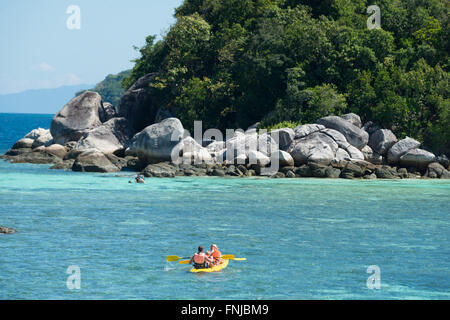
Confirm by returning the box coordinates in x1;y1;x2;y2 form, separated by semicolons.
341;113;362;128
316;116;369;149
0;226;16;234
44;144;67;158
117;73;159;133
225;131;278;157
361;145;383;165
285;170;296;178
104;154;128;170
375;166;399;179
320;128;350;149
269;128;295;151
335;148;350;162
387;137;421;164
128;118;185;165
3;150;58;164
368;129;397;155
271;150;294;167
426;162;450;179
101;102;117;122
76;117;133;154
436;154;449;168
293;124;325;139
346;145;365;160
24;128;48;140
295;165;312;177
325;167;341;178
248;150;271;167
308;163;329;178
142;162;176;178
270;172;285;178
363;173;377;179
172;136;213;165
13;138;34;149
50;159;75;170
362;121;381;135
50;92;104;144
212;168;226;177
72;149;120;173
206;141;226;154
288;132;338;166
341;162;364;178
399;148;435;168
32;131;53;148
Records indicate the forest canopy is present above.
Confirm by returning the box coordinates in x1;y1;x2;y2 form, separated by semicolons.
122;0;449;154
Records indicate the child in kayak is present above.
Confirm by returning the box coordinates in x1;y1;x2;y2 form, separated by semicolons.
207;244;222;266
189;246;213;269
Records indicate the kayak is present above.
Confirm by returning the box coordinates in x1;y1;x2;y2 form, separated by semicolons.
190;259;229;273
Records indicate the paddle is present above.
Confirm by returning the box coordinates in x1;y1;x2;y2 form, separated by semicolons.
178;254;246;264
166;255;191;262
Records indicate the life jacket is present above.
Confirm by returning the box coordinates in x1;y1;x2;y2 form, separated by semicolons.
193;253;206;266
211;249;221;264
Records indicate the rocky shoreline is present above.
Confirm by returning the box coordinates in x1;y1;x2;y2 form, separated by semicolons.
2;73;449;180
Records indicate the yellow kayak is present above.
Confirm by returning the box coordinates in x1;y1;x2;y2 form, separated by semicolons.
190;259;229;273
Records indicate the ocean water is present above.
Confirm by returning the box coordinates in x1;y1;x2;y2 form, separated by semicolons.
0;113;449;300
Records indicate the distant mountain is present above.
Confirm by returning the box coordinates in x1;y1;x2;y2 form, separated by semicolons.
0;84;94;114
76;70;131;106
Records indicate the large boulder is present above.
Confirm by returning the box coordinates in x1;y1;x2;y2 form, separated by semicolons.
72;149;120;173
13;138;34;149
117;73;159;134
346;145;365;160
50;91;104;144
225;131;278;158
142;162;177;178
294;124;325;139
172;136;213;164
316;116;369;150
399;148;436;168
368;129;397;155
288;132;338;166
127;118;185;165
320;128;350;149
269;128;295;151
387;137;421;164
426;162;450;179
341;113;362;128
271;150;294;167
361;145;383;165
44;144;68;159
248;150;271;167
76;117;132;154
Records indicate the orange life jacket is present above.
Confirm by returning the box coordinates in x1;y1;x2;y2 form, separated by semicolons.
211;249;221;263
193;253;206;264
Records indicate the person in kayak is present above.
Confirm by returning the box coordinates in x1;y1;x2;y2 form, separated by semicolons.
207;244;222;266
135;175;145;183
189;246;213;269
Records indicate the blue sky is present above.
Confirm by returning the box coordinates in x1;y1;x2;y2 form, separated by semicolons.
0;0;183;94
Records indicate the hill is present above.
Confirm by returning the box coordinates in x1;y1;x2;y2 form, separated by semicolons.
0;84;93;114
122;0;449;154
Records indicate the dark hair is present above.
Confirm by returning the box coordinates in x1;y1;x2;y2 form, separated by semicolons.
198;246;204;252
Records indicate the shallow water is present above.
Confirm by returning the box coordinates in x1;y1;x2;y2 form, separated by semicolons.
0;114;449;299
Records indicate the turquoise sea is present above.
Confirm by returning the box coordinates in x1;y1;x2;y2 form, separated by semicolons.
0;113;449;300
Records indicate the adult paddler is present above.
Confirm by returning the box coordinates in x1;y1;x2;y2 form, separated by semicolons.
207;244;222;266
189;246;213;269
